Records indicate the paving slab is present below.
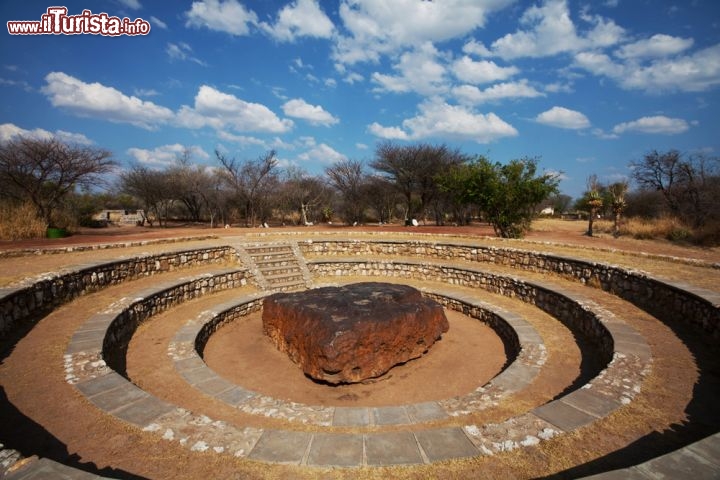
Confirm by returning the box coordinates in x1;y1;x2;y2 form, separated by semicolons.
406;402;448;423
173;356;205;372
69;329;105;343
65;340;101;355
306;433;363;467
75;372;127;397
491;364;538;391
87;382;148;413
113;396;175;427
613;341;652;361
247;430;311;464
637;446;720;479
215;386;255;406
373;406;410;425
332;407;370;427
414;427;478;462
365;431;423;466
578;467;652;479
4;457;106;479
686;433;720;467
195;376;234;396
179;367;217;386
533;400;597;432
562;388;621;418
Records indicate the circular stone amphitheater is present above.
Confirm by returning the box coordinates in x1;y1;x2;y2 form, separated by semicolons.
0;229;718;479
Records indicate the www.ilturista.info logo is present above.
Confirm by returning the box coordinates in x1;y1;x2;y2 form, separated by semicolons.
7;7;151;36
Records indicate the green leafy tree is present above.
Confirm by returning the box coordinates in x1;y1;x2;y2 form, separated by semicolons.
438;157;559;238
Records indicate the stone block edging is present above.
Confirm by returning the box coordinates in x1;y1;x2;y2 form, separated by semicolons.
167;287;546;426
1;246;238;340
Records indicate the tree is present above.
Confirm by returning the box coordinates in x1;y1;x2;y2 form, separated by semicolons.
608;181;628;237
167;147;213;222
630;150;719;227
584;174;603;237
371;142;467;224
216;150;278;227
438;157;559;238
119;165;174;227
279;168;331;225
364;175;402;224
326;159;367;225
0;136;115;227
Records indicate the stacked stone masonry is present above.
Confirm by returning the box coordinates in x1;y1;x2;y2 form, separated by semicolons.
0;246;237;339
300;239;720;338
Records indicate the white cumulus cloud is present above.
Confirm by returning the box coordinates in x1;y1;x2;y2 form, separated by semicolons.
333;0;515;66
367;122;410;140
127;144;210;169
612;115;690;135
490;0;625;59
451;56;519;85
575;43;720;92
185;0;258;36
41;72;174;129
0;123;93;144
260;0;334;42
281;98;338;126
615;34;694;60
371;43;448;95
298;143;347;165
176;85;293;133
452;80;544;105
535;106;591;129
369;99;518;143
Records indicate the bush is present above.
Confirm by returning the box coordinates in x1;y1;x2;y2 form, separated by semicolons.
0;202;47;240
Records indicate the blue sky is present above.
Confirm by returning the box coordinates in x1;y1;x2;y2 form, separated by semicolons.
1;0;719;199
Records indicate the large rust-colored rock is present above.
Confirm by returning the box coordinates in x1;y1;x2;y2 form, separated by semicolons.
262;282;449;384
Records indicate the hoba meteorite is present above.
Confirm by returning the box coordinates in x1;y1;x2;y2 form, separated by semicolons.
262;282;449;384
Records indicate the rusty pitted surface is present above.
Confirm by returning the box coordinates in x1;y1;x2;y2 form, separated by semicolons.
262;282;449;384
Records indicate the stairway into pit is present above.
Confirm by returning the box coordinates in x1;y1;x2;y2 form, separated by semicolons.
234;242;312;292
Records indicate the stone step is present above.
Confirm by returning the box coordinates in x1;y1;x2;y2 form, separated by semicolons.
265;272;304;284
259;265;302;276
253;256;296;267
270;280;306;292
245;246;294;256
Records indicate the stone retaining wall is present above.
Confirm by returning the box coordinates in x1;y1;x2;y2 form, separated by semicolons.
309;260;614;365
301;240;720;339
103;270;249;375
0;246;236;339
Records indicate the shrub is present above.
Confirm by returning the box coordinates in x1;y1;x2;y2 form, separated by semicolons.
0;202;47;240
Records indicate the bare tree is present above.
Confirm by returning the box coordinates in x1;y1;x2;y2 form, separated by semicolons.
279;168;331;225
0;136;115;227
216;150;278;227
119;166;175;227
630;150;719;227
364;175;401;224
326;159;367;225
168;148;215;222
371;142;467;224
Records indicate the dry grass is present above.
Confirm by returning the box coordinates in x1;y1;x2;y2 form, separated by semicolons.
0;202;46;240
591;216;691;241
